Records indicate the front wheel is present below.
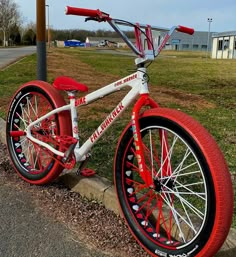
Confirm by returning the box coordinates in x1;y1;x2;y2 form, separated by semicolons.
114;108;233;257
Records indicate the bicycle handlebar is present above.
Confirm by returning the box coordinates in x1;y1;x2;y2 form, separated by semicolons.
65;6;110;20
65;6;195;59
177;25;194;35
65;6;194;35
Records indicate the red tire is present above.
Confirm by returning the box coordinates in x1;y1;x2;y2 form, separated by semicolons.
114;108;233;257
6;81;72;185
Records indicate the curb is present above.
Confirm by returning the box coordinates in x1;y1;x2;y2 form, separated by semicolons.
59;170;121;216
0;117;235;256
0;118;6;144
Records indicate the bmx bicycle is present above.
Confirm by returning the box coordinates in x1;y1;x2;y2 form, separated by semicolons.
6;5;234;257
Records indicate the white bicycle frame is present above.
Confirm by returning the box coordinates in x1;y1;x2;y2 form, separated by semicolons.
26;67;149;162
26;8;194;166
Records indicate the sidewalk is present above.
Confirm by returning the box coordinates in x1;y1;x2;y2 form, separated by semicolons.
0;180;109;257
0;117;235;256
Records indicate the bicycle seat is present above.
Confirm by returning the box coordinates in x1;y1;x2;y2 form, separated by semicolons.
53;76;88;92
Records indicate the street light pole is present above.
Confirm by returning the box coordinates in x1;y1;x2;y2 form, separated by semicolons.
46;4;50;48
207;18;213;54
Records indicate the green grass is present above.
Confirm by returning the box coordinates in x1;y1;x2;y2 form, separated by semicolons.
0;54;37;101
69;48;236;171
0;49;235;226
0;54;37;118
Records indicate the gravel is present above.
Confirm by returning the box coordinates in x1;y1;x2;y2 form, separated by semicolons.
0;142;149;257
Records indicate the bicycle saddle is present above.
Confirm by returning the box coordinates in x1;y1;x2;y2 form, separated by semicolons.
53;76;88;92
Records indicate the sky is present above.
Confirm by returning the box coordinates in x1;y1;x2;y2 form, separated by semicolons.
15;0;236;33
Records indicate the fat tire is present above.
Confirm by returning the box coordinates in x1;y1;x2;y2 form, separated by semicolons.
114;108;233;257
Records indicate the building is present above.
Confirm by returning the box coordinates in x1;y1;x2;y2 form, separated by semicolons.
54;30;212;52
211;31;236;59
166;31;212;51
86;31;212;52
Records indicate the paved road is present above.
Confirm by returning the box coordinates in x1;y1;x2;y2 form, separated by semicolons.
0;46;36;69
0;181;110;257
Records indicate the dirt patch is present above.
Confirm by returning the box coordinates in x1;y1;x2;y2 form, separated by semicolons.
0;49;215;118
48;50;118;88
154;86;216;110
46;49;215;120
48;49;215;110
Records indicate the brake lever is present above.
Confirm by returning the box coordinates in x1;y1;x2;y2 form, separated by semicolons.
85;17;99;22
85;16;109;22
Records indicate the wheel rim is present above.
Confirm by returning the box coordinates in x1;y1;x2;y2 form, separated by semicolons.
9;92;59;175
121;125;208;250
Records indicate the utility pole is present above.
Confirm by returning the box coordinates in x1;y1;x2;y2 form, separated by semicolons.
36;0;47;81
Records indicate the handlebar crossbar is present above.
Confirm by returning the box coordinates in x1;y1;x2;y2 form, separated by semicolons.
114;20;169;33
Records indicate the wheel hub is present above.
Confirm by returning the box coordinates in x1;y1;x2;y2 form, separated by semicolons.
153;178;175;193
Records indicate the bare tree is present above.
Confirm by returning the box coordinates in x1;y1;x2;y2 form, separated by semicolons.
0;0;20;46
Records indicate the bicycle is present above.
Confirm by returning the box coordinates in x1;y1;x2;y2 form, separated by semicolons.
6;6;234;257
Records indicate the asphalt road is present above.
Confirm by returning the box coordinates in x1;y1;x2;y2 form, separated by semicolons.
0;181;110;257
0;46;36;69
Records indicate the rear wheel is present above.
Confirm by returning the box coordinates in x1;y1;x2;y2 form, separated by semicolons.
114;108;233;257
6;81;72;185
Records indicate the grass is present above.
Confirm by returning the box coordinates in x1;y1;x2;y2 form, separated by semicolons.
0;48;235;226
72;49;236;172
0;54;37;117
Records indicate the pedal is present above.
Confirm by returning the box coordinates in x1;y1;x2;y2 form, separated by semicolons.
80;168;96;177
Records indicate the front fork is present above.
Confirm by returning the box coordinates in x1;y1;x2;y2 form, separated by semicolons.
131;94;159;188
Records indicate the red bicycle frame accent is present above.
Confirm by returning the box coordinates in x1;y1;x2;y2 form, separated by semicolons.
131;94;172;187
131;94;158;187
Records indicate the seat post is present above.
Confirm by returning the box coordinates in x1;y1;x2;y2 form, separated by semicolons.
67;90;76;100
67;91;80;142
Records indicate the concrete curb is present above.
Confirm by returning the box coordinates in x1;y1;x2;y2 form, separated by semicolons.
59;170;121;216
0;118;6;144
0;117;235;256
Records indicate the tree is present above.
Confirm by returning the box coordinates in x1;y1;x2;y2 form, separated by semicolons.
21;22;36;45
9;23;21;45
0;0;20;46
23;28;36;45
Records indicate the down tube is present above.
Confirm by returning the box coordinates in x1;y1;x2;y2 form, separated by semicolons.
75;89;138;161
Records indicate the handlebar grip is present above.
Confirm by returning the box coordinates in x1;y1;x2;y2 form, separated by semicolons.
177;25;194;35
65;6;102;17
